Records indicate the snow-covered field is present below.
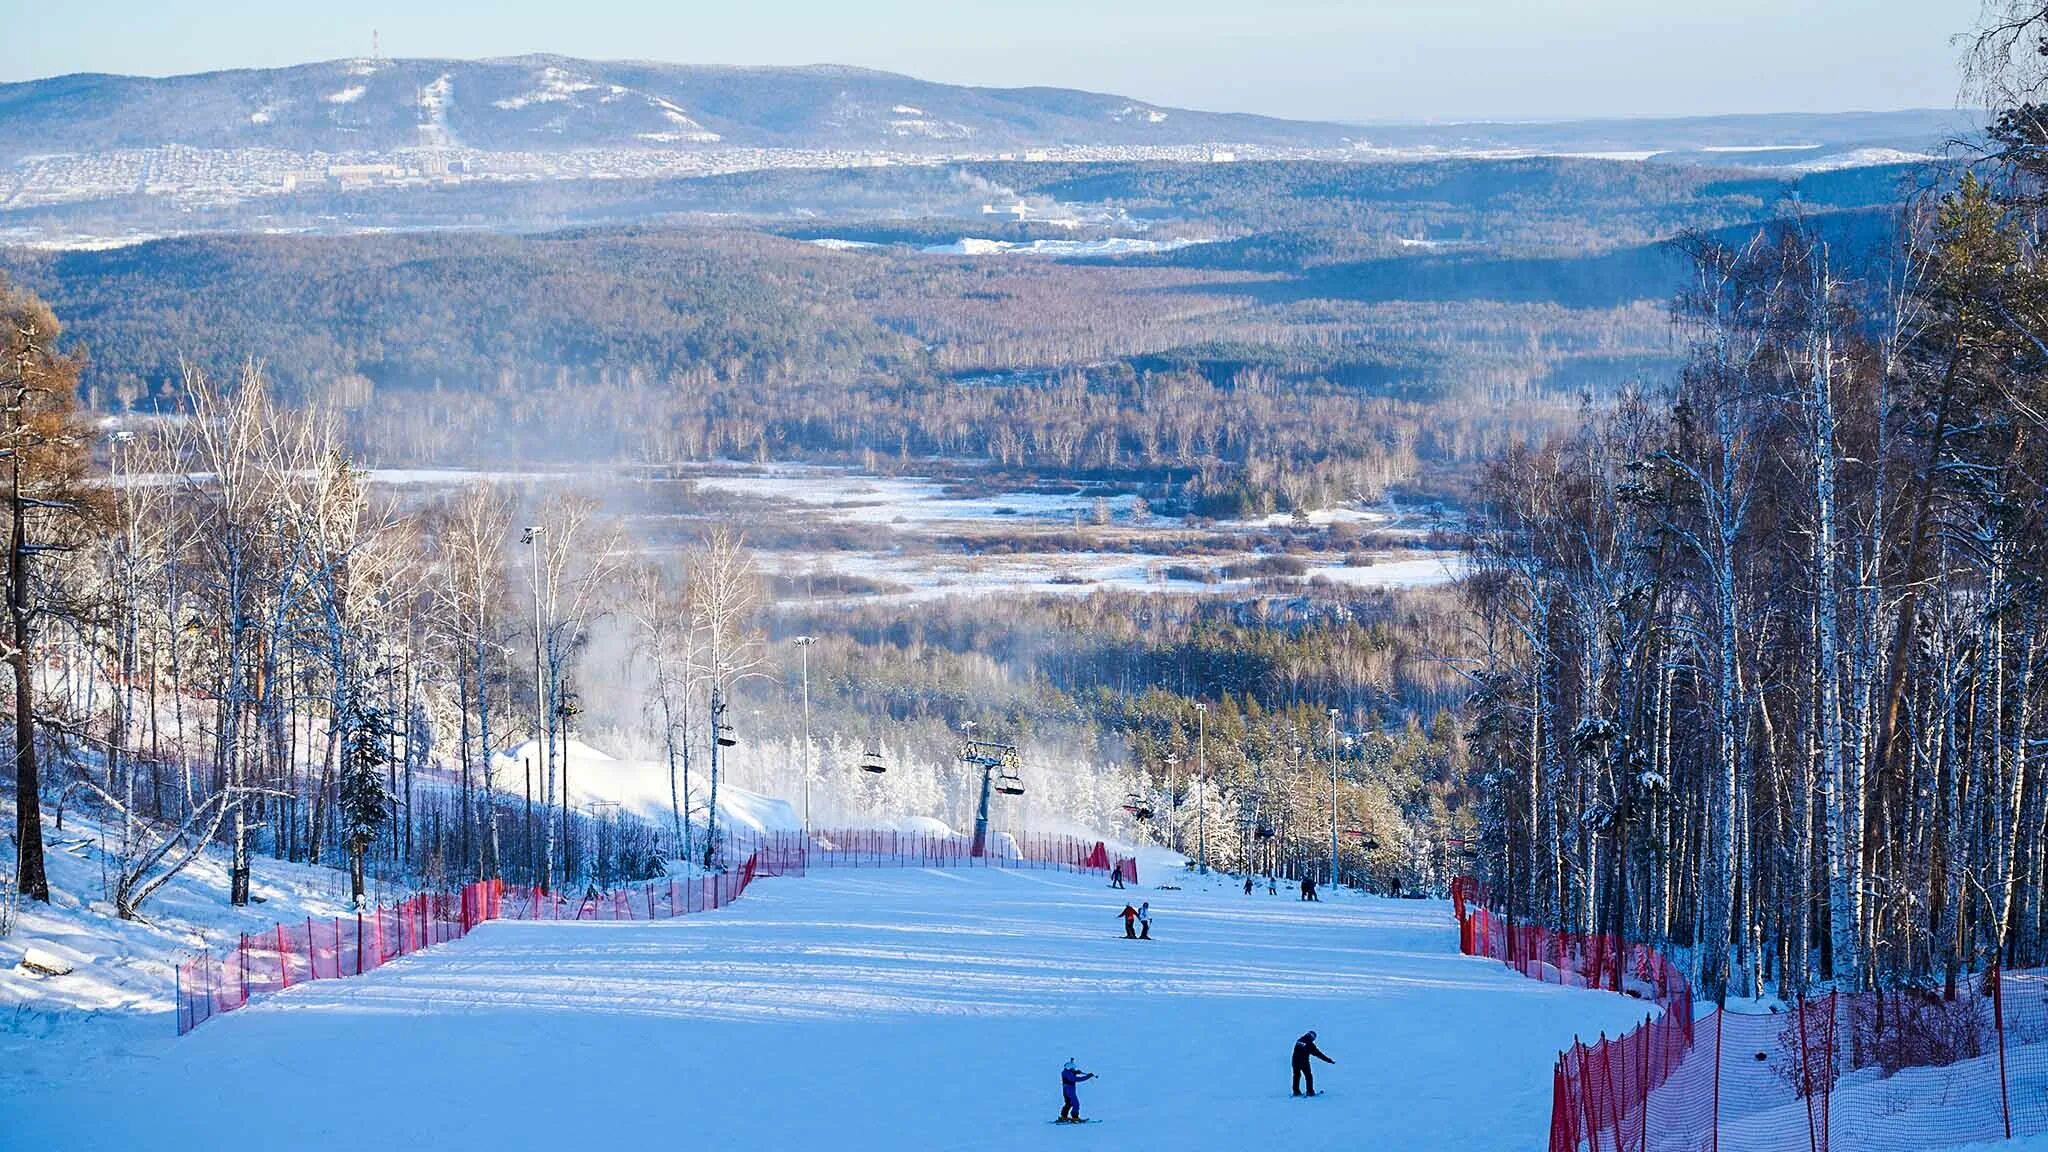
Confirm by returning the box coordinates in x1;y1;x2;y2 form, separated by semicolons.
684;464;1461;601
5;866;1649;1151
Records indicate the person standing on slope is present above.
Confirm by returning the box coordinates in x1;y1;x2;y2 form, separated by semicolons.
1110;861;1126;889
1244;873;1255;895
1119;902;1139;938
1137;901;1152;940
1059;1058;1097;1122
1291;1030;1334;1096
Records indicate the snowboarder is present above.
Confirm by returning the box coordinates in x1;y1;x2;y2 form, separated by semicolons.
1300;876;1319;901
1119;903;1139;938
1267;874;1277;895
1137;901;1152;940
1243;873;1255;896
1291;1030;1334;1096
1110;861;1126;889
1059;1058;1097;1122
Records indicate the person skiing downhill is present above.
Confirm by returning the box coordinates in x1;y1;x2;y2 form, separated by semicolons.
1119;903;1139;938
1059;1058;1097;1122
1291;1030;1334;1096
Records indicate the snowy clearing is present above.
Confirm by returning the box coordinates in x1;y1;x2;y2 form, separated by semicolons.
6;866;1648;1151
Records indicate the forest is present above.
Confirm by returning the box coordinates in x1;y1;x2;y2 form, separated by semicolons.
1457;9;2048;1003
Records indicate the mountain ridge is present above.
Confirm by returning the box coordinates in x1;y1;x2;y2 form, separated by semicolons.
0;55;1359;160
0;56;1976;163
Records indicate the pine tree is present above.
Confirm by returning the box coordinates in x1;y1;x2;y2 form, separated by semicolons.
341;685;393;906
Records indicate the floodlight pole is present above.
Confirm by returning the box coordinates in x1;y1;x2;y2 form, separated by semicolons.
794;636;816;837
521;525;547;888
1328;707;1341;892
1196;702;1208;875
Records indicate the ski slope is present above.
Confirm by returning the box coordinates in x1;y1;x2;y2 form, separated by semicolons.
7;867;1652;1152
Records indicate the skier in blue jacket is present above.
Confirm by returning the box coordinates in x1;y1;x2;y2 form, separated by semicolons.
1059;1058;1097;1122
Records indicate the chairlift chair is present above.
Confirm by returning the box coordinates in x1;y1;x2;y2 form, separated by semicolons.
859;748;887;774
715;723;738;748
994;768;1026;796
1121;794;1154;821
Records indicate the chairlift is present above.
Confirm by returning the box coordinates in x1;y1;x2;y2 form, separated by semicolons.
715;723;738;748
994;768;1026;797
1121;794;1154;821
1253;822;1276;841
859;747;888;774
1345;827;1380;850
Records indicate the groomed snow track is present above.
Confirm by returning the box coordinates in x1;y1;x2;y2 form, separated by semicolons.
9;867;1649;1152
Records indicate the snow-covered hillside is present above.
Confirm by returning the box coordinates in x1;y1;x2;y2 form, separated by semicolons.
6;866;1649;1151
0;808;384;1021
493;737;801;834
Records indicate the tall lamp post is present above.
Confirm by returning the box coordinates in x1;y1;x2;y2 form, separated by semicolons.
1162;754;1179;855
1195;702;1208;875
521;525;549;887
1327;707;1341;892
793;636;816;837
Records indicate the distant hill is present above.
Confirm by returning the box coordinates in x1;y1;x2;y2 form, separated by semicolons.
0;56;1975;163
0;55;1358;159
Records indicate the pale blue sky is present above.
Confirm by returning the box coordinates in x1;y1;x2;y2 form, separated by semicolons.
4;0;1977;122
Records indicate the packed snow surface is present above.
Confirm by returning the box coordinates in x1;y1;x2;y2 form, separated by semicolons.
7;867;1650;1151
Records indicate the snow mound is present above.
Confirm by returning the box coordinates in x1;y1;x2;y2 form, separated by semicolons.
492;738;800;833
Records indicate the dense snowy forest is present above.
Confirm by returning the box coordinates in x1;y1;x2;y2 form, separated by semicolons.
1461;5;2048;1003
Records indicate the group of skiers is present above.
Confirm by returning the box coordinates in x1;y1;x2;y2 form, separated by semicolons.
1239;872;1319;900
1116;900;1152;939
1056;1032;1335;1122
1061;877;1339;1123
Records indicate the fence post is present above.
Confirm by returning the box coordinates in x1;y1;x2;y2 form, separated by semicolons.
355;912;364;976
1639;1010;1651;1151
1711;1009;1722;1152
1995;963;2012;1140
1574;1041;1598;1152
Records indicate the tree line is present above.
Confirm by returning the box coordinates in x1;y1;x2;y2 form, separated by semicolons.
1460;16;2048;1001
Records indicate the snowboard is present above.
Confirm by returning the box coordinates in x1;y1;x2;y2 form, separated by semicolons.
1052;1118;1102;1125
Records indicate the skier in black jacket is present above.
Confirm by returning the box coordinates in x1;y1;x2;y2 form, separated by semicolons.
1291;1030;1334;1096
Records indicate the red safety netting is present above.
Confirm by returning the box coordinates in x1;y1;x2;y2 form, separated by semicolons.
1452;878;2043;1152
723;829;1136;884
176;854;762;1034
495;852;761;921
176;882;500;1034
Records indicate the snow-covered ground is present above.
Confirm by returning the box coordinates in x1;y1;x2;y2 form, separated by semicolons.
5;865;1648;1151
681;463;1461;601
0;811;387;1021
918;236;1201;257
493;737;801;833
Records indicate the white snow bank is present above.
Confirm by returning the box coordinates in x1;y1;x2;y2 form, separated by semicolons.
493;738;801;834
0;809;365;1018
920;236;1198;258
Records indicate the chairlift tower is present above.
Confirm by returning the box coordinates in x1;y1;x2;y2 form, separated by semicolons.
959;739;1022;857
